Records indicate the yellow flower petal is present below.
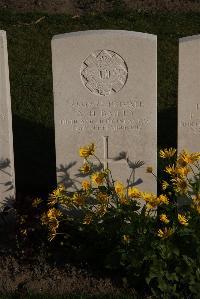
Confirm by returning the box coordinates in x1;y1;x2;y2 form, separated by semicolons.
79;143;95;158
160;214;170;224
91;172;106;186
159;148;176;159
82;180;91;191
178;214;189;226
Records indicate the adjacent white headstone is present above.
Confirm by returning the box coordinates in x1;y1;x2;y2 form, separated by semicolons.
0;31;15;209
178;35;200;153
52;30;157;193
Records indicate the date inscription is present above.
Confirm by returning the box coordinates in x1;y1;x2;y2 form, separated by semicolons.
59;99;149;132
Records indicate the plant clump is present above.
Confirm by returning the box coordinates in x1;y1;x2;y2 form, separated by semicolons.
15;143;200;297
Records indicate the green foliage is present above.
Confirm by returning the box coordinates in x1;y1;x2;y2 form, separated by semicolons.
17;146;193;297
146;237;200;297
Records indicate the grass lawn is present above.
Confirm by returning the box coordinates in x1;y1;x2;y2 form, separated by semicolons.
0;9;199;196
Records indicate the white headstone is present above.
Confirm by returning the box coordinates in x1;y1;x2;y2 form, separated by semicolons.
0;31;15;209
178;35;200;153
52;30;157;193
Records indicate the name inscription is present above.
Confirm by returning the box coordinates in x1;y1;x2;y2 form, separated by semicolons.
59;99;149;132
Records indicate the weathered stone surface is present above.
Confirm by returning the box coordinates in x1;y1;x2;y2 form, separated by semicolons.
52;30;157;193
0;31;15;209
178;35;200;153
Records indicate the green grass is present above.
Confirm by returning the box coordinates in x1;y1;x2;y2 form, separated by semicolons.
0;9;200;195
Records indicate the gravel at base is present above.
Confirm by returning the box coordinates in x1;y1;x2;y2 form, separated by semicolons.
0;0;200;14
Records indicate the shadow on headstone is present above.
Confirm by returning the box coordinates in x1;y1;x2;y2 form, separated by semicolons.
57;162;79;190
112;152;144;187
58;151;144;190
0;157;16;249
11;110;154;198
0;158;15;208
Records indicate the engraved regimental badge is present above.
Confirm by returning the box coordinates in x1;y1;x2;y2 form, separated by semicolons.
80;50;128;96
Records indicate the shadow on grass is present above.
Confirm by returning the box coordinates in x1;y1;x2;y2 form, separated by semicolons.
158;106;177;150
12;114;56;198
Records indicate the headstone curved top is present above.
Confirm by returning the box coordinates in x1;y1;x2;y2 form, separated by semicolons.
52;30;157;193
0;30;15;209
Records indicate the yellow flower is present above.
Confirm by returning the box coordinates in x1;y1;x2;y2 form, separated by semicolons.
115;181;125;196
79;143;95;158
53;184;65;193
141;192;169;209
91;172;106;186
175;166;190;177
141;192;156;201
80;162;91;173
160;214;170;224
119;195;129;205
41;209;61;241
159;148;176;159
122;234;131;243
142;193;153;205
82;180;91;191
165;164;176;176
177;150;200;166
97;192;110;204
47;208;62;220
178;214;189;226
32;197;42;208
49;184;65;204
191;152;200;163
83;214;93;225
96;205;107;217
172;177;188;194
158;194;169;205
165;164;190;178
128;187;141;198
141;192;158;208
146;203;156;210
72;193;85;206
146;166;153;173
162;180;169;190
157;227;173;239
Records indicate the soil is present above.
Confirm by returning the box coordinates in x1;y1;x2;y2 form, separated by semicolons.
0;0;200;15
0;212;127;296
0;254;125;296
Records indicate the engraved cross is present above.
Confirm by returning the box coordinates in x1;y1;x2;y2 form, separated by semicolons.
103;136;128;170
